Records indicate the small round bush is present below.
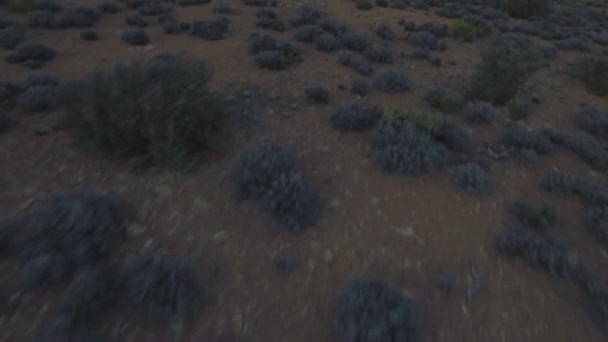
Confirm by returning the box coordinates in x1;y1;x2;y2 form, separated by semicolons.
464;101;497;124
232;140;321;231
372;119;448;175
336;279;417;342
80;29;99;41
54;7;100;29
356;0;374;11
351;78;370;96
256;18;285;32
288;4;321;27
98;0;119;14
190;17;230;41
317;18;348;37
294;25;322;43
5;42;56;64
17;85;55;113
125;14;148;27
305;86;330;105
508;199;557;231
256;7;278;19
365;44;393;64
19;193;127;267
330;102;380;132
374;23;394;41
255;50;287;70
123;254;205;321
315;34;340;53
121;28;149;46
374;68;409;93
424;86;464;113
0;26;24;50
578;55;608;97
575;106;608;138
408;31;439;50
449;163;491;195
340;32;372;52
58;267;117;324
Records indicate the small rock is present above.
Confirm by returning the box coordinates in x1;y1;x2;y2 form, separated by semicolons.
324;249;333;261
395;226;415;238
213;230;229;243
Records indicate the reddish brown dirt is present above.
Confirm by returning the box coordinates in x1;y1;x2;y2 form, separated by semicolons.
1;1;608;342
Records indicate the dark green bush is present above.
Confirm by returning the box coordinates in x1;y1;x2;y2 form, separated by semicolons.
494;0;552;19
465;34;542;105
62;56;227;169
578;55;608;97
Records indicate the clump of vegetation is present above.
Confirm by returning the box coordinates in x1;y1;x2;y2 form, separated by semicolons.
465;34;542;105
80;29;99;41
98;0;118;14
256;7;277;19
315;34;340;53
576;55;608;97
212;0;237;14
551;130;608;171
449;162;491;195
585;204;608;246
341;32;372;52
16;193;127;292
464;101;497;124
502;124;553;155
123;253;205;322
232;140;321;231
337;50;373;76
0;26;24;50
372;118;448;175
507;199;557;231
0;109;11;134
356;0;374;11
336;279;417;342
452;19;477;42
575;106;608;138
58;267;118;325
190;17;230;40
424;86;464;113
5;42;56;67
374;23;394;41
63;56;227;169
382;104;442;135
365;44;393;64
55;7;100;29
507;96;531;120
495;225;581;279
122;28;149;46
288;4;322;27
17;84;56;113
125;14;148;27
318;18;348;37
249;33;302;70
539;170;608;205
434;119;470;153
256;18;285;32
495;0;552;19
374;68;409;93
351;78;370;96
294;25;322;43
407;31;440;50
305;86;330;105
329;101;381;132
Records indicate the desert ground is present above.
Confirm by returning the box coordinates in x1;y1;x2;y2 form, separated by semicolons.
1;0;608;341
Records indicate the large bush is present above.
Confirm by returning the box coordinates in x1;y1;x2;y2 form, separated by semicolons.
62;56;227;169
465;33;542;105
493;0;552;19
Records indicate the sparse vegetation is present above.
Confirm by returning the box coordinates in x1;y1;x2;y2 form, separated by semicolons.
122;28;149;46
507;199;557;231
305;86;330;105
464;101;497;124
452;19;477;42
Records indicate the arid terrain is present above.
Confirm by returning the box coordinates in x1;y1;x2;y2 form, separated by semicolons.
1;0;608;341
